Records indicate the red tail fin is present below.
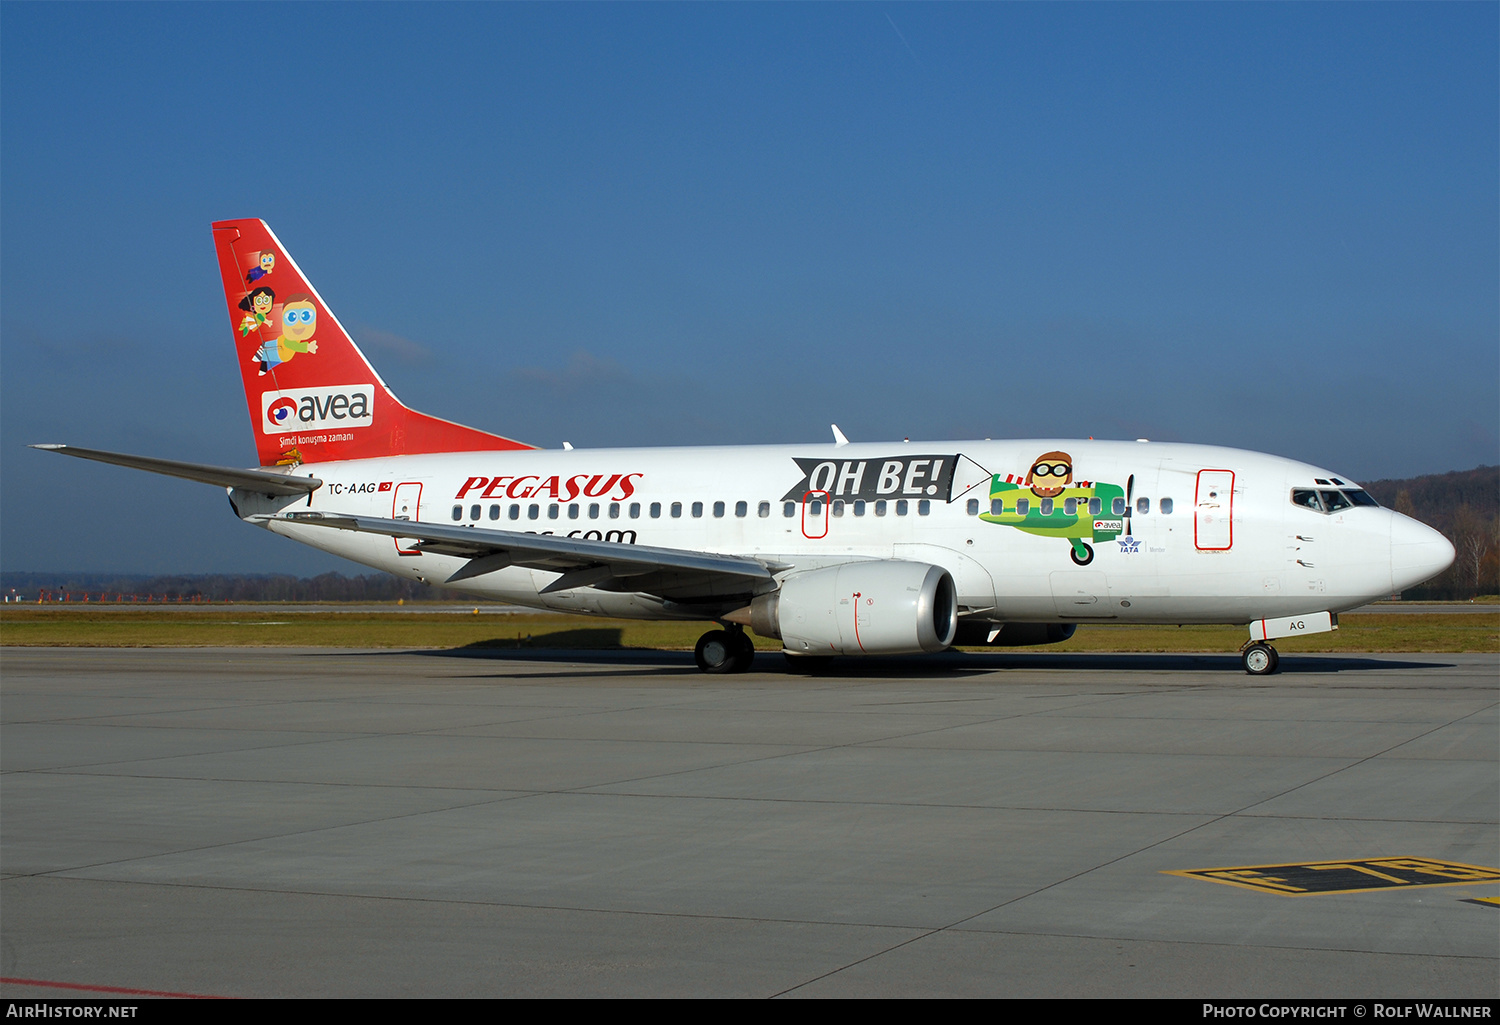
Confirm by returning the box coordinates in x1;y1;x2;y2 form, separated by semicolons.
213;219;534;467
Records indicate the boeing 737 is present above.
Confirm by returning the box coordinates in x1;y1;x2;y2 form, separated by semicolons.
34;219;1456;674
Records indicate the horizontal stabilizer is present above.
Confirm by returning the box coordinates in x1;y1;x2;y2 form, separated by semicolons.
31;445;321;497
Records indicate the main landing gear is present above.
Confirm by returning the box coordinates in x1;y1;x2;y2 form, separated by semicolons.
1240;640;1280;675
694;625;756;674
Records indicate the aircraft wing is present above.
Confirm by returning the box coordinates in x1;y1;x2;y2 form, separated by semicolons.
32;444;321;497
291;515;780;601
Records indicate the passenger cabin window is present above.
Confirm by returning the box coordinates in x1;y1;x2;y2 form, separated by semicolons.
671;502;683;518
1112;497;1126;515
508;504;520;520
1015;498;1029;516
1040;498;1053;516
1136;497;1150;515
758;501;770;518
568;503;580;520
1159;498;1173;514
808;499;823;515
895;500;908;516
713;501;725;518
650;502;662;518
629;502;641;518
831;500;844;516
918;500;930;515
691;502;703;518
528;504;540;520
588;503;600;519
470;504;482;521
874;500;887;517
548;504;559;519
854;500;866;516
1089;498;1101;516
489;504;501;520
990;498;1003;516
609;503;620;519
735;501;748;517
1063;498;1076;516
783;502;796;518
451;505;462;521
967;498;979;515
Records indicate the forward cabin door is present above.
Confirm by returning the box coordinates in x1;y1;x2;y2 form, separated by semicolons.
1195;469;1234;551
393;482;423;556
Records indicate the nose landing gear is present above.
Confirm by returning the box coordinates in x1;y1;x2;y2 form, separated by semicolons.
694;625;756;674
1240;640;1279;675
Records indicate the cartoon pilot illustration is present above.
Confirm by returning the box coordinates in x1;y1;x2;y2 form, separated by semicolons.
237;286;275;337
245;250;275;284
252;294;319;376
1024;451;1073;498
980;449;1125;565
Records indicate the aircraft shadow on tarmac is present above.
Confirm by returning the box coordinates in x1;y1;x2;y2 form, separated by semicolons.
367;645;1458;678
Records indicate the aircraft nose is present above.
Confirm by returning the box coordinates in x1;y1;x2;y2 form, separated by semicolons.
1390;513;1455;593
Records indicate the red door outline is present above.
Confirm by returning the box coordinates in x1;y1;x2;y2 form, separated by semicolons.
393;482;423;555
1194;469;1234;551
801;490;830;539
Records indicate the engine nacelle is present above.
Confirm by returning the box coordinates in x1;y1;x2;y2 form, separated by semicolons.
750;561;957;656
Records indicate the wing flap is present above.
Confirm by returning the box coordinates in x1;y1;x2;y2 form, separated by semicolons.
291;515;777;600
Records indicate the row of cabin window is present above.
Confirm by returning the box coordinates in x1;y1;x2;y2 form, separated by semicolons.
450;499;937;523
967;496;1173;517
452;495;1176;523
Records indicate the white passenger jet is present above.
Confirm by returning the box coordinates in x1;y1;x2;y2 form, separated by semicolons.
34;219;1455;674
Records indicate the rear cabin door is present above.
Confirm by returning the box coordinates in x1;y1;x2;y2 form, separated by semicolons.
393;482;422;556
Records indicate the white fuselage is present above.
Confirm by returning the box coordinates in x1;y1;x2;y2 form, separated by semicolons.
232;438;1453;628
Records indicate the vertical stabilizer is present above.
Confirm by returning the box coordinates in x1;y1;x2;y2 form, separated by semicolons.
212;219;534;467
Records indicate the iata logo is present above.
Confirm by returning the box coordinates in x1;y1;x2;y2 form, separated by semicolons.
261;385;375;434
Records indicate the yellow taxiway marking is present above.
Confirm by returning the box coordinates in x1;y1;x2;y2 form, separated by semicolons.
1163;857;1500;896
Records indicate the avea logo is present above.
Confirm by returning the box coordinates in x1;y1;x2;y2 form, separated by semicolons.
266;397;298;427
261;385;376;434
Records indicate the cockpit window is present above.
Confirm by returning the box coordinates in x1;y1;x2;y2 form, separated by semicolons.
1319;490;1352;512
1293;487;1378;513
1291;489;1324;512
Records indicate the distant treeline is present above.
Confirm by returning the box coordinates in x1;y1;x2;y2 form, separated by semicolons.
6;466;1496;603
1363;465;1497;599
0;571;467;604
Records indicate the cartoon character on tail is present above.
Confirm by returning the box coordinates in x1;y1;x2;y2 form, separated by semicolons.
979;450;1125;565
252;294;319;376
245;250;275;284
237;286;275;337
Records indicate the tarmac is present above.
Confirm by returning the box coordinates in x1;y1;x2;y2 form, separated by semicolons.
1;646;1495;998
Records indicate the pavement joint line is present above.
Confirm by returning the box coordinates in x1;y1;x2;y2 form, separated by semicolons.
6;788;558;879
4;875;934;932
7;771;1494;823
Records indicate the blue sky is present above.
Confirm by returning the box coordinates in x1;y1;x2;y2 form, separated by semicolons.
3;3;1495;573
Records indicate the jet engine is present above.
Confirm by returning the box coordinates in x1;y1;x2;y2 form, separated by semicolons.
740;561;958;656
